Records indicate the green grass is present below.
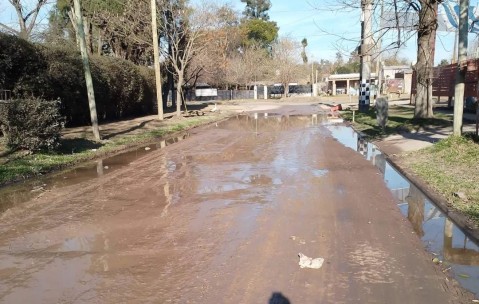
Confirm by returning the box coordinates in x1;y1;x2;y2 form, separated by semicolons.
341;106;453;138
403;135;479;224
0;116;219;186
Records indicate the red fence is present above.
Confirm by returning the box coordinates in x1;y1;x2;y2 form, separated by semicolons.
412;59;479;101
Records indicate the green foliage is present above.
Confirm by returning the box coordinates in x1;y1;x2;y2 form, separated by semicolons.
93;56;155;119
241;18;278;48
0;33;156;126
407;135;479;223
0;34;49;96
241;0;271;20
335;62;360;74
438;59;450;67
0;98;64;152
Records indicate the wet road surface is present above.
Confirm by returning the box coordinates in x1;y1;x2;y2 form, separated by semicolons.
0;111;473;303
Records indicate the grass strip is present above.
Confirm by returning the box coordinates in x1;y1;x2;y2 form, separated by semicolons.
402;135;479;224
340;106;452;138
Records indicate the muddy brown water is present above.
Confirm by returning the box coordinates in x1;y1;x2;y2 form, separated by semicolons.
0;113;476;303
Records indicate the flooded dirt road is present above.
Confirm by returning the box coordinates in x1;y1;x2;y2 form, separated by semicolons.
0;108;473;303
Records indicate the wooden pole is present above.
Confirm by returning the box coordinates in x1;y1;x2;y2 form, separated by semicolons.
151;0;164;120
73;0;100;141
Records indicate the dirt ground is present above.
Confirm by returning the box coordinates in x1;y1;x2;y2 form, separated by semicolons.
0;101;474;303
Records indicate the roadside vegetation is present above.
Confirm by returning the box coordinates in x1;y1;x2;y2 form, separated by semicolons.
341;105;453;138
403;135;479;224
342;105;479;225
0;114;224;186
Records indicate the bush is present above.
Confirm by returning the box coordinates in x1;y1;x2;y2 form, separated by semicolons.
0;33;49;97
0;33;157;126
0;98;64;152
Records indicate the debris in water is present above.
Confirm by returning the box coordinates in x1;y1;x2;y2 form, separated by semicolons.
298;253;324;269
458;274;470;279
432;257;441;265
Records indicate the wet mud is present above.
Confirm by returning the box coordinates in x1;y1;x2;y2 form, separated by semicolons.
0;111;475;303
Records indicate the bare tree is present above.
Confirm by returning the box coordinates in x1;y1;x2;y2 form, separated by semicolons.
271;37;302;98
0;0;50;40
159;1;213;117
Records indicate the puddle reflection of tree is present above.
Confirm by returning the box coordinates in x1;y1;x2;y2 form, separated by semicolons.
354;129;479;268
405;184;479;266
443;218;479;265
406;184;425;237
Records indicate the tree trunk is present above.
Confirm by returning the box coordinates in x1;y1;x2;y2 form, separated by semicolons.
73;0;101;141
83;16;92;55
415;0;438;118
283;83;289;98
176;73;184;117
151;0;164;120
453;0;469;135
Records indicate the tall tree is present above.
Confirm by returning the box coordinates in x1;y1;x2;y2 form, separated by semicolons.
73;0;100;140
240;0;271;21
159;0;213;117
241;18;278;49
453;0;468;135
151;0;163;120
301;38;308;64
51;0;153;64
415;0;440;118
0;0;50;40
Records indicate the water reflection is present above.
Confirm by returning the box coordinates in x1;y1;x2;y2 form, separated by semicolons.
0;132;190;214
327;124;479;297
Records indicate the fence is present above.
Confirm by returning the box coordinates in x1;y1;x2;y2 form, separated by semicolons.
183;84;312;102
411;59;479;103
0;90;12;101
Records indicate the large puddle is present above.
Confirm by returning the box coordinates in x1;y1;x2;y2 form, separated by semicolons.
0;114;478;298
0;133;190;214
327;124;479;297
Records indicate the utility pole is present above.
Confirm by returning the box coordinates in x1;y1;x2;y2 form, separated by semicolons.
151;0;164;120
73;0;101;141
376;0;384;96
359;0;373;112
453;0;469;135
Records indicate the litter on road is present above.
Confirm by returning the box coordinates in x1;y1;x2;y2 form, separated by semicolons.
298;253;324;269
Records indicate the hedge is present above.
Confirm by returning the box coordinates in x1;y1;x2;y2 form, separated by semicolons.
0;98;63;152
0;33;156;126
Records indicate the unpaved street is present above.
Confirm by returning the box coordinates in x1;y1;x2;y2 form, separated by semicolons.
0;105;472;303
